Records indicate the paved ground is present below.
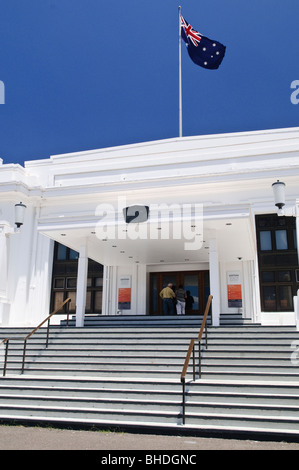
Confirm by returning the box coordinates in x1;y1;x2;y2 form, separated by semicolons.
1;425;299;450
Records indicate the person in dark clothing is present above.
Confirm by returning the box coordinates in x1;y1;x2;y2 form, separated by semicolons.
185;290;194;311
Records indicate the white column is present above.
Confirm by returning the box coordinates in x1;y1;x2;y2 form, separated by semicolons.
76;244;88;327
136;263;147;316
102;265;111;316
209;238;221;327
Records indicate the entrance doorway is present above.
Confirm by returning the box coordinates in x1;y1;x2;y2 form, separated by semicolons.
149;271;210;315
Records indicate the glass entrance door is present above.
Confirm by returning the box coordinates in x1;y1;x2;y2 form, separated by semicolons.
150;271;209;315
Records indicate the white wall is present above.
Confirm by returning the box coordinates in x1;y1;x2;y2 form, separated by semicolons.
103;263;146;316
219;260;257;318
0;201;54;327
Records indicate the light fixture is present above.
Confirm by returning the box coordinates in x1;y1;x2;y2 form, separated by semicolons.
272;180;286;211
14;202;27;229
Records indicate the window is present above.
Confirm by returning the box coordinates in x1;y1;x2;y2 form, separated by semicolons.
256;214;298;312
279;286;293;310
260;231;272;251
277;271;291;282
261;272;275;282
66;278;77;289
57;244;67;260
54;278;64;289
51;242;103;314
69;249;79;260
275;230;288;250
263;286;276;311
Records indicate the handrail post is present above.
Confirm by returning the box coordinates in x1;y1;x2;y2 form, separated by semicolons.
46;318;50;348
3;340;9;377
198;340;201;379
21;339;27;374
66;299;70;326
181;378;186;425
205;323;208;349
192;342;195;381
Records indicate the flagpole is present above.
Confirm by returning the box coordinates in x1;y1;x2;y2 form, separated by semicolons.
178;5;182;137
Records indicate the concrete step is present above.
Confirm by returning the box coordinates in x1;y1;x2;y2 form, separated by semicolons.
1;320;299;438
60;313;256;328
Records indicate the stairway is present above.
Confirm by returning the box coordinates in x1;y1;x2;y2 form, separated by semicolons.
0;316;299;439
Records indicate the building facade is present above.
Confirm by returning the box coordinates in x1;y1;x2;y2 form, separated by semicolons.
0;127;299;327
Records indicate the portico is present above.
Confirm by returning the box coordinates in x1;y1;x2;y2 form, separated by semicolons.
0;127;299;327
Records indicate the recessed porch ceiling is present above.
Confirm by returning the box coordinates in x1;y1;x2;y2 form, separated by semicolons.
38;214;255;266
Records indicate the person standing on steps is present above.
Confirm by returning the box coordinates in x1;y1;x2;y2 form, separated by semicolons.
175;284;186;315
185;290;194;312
159;283;176;316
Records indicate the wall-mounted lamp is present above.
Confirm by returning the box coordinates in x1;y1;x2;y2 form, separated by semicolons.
14;202;27;229
272;180;286;214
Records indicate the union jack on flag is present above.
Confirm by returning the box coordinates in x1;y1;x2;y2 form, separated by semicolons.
180;15;226;70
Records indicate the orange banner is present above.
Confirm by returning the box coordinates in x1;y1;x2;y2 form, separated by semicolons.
227;284;242;308
118;287;131;310
227;284;242;300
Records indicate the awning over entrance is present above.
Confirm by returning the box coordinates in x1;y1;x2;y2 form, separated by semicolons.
37;207;255;266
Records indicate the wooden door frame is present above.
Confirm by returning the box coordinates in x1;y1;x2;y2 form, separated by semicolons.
149;270;209;315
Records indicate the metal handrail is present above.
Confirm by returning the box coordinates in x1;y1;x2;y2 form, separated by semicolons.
181;294;213;424
1;298;71;377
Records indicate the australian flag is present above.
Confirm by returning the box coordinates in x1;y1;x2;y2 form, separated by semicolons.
181;15;226;70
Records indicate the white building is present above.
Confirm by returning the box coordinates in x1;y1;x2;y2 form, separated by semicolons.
0;127;299;328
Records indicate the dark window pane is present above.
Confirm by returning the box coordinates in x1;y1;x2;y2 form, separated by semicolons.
275;230;288;250
279;286;293;310
94;291;102;312
258;217;274;227
278;271;291;282
262;272;275;282
294;229;297;250
53;292;64;310
260;231;272;251
54;278;64;289
66;278;77;289
57;244;67;260
277;217;286;226
263;286;276;311
69;249;79;260
67;292;76;312
85;291;91;311
95;277;103;287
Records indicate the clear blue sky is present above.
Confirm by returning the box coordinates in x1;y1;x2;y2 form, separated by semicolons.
0;0;298;166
